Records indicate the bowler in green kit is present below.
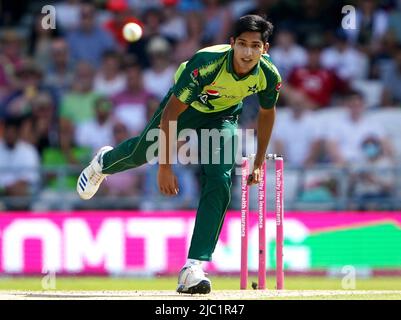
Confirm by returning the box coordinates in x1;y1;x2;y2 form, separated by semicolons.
77;15;281;294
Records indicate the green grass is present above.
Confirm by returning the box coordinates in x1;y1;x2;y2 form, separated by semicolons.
1;276;401;291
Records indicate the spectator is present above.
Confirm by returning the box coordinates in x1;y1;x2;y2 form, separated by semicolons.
201;0;232;45
66;2;116;67
28;12;60;72
325;90;394;166
21;93;58;156
159;0;187;43
0;117;40;210
44;38;75;96
0;0;29;26
129;0;162;13
143;36;176;100
284;37;348;109
272;101;322;168
112;59;154;135
321;29;369;81
101;121;145;200
380;44;401;106
344;0;389;56
94;50;126;97
0;29;25;100
1;59;58;120
370;30;399;80
290;0;339;45
348;136;395;210
269;29;307;80
0;29;24;72
60;61;100;125
43;118;91;175
44;38;74;96
40;118;91;209
173;11;205;64
75;96;114;153
387;0;401;44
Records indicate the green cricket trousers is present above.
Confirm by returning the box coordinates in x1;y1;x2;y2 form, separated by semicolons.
102;90;240;261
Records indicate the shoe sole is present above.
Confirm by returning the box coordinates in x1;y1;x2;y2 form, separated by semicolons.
177;280;211;295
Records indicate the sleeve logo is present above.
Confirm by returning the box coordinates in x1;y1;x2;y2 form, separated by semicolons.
275;82;282;91
190;68;199;85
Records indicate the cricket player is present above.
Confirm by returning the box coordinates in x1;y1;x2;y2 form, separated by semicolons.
77;15;281;294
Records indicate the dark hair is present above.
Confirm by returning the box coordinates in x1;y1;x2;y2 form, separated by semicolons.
123;54;142;70
3;116;23;129
102;49;121;61
346;89;364;100
233;15;274;43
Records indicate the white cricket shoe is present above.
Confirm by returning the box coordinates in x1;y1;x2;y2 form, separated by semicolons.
77;146;113;200
176;264;211;294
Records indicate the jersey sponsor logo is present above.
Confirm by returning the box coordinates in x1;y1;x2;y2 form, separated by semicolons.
206;89;219;96
198;90;220;109
210;82;226;90
275;82;282;91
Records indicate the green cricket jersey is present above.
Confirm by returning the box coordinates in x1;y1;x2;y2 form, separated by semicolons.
172;44;282;114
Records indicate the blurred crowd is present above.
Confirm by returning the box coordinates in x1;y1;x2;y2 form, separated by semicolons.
0;0;400;211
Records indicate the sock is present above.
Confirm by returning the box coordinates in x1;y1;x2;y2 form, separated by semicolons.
184;259;203;268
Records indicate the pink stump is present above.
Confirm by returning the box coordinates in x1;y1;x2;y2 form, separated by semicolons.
275;157;284;290
258;161;266;289
240;157;249;290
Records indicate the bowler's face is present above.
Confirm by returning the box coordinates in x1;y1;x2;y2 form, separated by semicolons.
230;32;268;77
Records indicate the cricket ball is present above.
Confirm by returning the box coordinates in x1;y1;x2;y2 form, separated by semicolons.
122;22;143;42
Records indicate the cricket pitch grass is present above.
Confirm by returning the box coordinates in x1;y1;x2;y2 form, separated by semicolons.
1;276;401;300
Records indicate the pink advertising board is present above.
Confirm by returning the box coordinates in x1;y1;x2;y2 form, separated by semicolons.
0;211;401;275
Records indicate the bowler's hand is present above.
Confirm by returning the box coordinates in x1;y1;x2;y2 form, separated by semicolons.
158;166;179;196
247;161;263;186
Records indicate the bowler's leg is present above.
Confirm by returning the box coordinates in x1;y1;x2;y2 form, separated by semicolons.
101;94;171;174
77;92;171;199
188;119;238;260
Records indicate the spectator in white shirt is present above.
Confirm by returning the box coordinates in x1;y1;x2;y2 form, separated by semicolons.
143;37;176;100
0;117;40;209
272;97;321;168
75;96;114;153
270;29;307;80
325;90;394;166
321;29;369;81
94;50;126;97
